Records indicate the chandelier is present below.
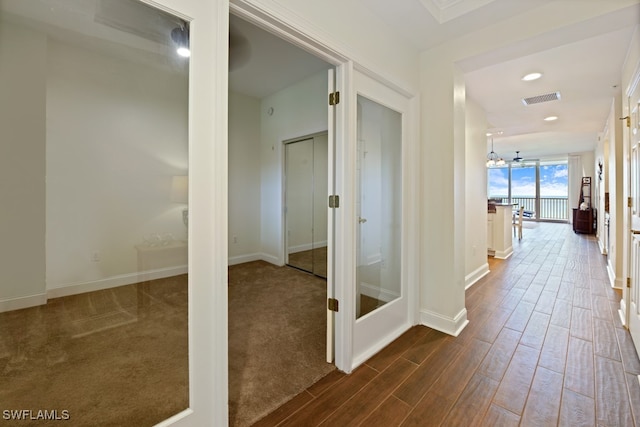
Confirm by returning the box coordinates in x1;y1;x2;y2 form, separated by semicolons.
486;136;505;167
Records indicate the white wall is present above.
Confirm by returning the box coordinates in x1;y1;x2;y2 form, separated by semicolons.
260;71;329;265
228;91;261;264
0;21;47;310
465;97;489;288
45;40;188;295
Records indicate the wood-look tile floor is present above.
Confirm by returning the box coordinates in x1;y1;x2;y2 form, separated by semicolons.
253;222;640;426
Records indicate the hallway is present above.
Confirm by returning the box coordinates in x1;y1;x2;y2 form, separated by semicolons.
254;222;640;426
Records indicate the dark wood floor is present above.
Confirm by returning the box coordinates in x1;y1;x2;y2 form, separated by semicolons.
252;222;640;426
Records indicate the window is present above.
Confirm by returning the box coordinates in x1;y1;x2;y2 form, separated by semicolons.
488;161;568;221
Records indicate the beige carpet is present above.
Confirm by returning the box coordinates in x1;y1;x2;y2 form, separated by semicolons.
0;262;333;426
228;260;335;426
0;275;189;427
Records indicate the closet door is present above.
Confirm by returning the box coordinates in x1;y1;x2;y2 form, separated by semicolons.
285;133;328;278
285;138;314;274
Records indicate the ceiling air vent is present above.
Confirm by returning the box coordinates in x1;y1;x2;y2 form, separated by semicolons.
522;91;561;106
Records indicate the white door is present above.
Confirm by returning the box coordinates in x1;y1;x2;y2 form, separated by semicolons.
350;70;414;369
627;71;640;355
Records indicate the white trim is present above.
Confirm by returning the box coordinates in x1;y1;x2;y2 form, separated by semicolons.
260;252;282;266
607;259;617;288
46;266;187;299
359;282;400;303
465;263;490;290
350;322;411;369
607;258;624;290
228;253;262;266
613;277;625;290
493;246;513;260
619;300;628;327
420;307;469;336
0;293;47;313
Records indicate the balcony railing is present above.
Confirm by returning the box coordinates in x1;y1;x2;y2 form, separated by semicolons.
491;197;569;221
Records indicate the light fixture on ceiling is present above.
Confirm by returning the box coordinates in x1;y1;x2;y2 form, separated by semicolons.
544;115;558;121
486;136;505;167
171;25;190;58
522;72;542;81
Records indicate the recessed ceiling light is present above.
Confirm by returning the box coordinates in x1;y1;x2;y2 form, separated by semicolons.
522;72;543;81
544;116;558;121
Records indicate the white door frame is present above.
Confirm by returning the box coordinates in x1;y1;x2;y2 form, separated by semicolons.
142;0;230;426
229;0;419;375
624;68;640;351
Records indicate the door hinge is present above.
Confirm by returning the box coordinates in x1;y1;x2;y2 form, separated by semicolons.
329;91;340;106
627;277;631;288
329;195;340;208
328;298;339;312
629;197;633;208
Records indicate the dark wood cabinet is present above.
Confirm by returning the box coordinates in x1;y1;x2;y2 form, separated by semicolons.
573;208;595;234
573;177;595;234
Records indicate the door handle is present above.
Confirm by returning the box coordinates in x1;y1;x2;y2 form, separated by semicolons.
358;217;367;224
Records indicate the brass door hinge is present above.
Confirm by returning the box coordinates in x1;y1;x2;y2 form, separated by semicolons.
328;298;339;312
329;91;340;106
627;277;631;288
329;195;340;208
629;197;633;208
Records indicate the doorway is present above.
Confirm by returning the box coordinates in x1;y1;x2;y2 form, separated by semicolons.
285;132;329;278
227;12;336;426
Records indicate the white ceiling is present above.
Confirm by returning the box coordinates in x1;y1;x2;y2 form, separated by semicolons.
230;0;640;162
4;0;638;162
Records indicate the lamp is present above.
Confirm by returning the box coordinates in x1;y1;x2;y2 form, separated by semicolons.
486;136;505;167
171;176;188;227
171;26;190;58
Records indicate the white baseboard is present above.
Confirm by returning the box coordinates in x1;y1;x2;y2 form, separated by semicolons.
494;246;513;260
607;259;623;290
351;322;411;370
619;303;627;327
228;253;262;266
607;261;616;288
0;293;48;313
47;265;187;299
420;307;468;336
598;239;607;255
260;253;283;266
465;263;490;290
360;282;399;303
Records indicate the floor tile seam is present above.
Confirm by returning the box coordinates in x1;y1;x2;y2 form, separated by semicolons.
609;317;640;377
350;363;423;427
308;373;381;427
399;334;449;367
485;400;522;422
391;342;465;409
622;371;640;427
271;390;318;427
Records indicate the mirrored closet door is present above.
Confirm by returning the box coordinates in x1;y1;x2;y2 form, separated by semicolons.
285;132;328;278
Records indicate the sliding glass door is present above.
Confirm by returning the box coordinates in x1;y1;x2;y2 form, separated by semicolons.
488;160;568;221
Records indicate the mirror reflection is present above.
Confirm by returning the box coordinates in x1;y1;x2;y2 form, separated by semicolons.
0;0;189;424
356;95;402;318
285;132;328;278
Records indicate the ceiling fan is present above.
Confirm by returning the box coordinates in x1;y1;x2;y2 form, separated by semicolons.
509;151;539;164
